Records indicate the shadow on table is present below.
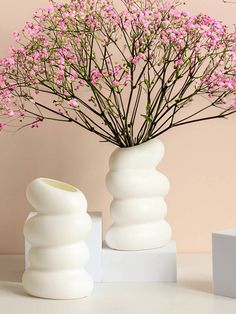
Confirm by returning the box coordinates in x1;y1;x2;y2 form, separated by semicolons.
0;255;24;282
0;255;27;296
180;279;213;294
0;281;27;297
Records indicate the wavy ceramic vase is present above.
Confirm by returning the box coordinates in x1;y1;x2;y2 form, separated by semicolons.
22;178;93;299
105;138;172;250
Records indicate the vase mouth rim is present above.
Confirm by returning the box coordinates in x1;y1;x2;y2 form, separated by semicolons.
118;138;162;150
39;178;78;193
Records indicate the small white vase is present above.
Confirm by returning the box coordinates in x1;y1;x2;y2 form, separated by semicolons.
105;138;172;250
22;178;94;299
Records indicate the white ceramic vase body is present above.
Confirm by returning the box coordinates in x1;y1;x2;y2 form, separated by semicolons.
22;178;93;299
105;138;172;250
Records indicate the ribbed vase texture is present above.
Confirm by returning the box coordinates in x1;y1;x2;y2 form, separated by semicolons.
105;138;172;250
22;178;93;299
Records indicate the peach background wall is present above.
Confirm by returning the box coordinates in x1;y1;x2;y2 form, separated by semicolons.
0;0;236;253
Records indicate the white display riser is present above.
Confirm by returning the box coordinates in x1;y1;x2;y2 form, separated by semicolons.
25;212;177;283
102;241;177;282
213;229;236;298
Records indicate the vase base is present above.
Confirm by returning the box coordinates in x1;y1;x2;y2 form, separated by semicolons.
105;220;172;251
22;269;94;300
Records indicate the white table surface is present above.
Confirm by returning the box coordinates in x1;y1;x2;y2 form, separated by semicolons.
0;254;235;314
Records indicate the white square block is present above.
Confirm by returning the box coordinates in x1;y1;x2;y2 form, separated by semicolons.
213;229;236;298
25;211;103;282
86;212;102;282
102;241;177;282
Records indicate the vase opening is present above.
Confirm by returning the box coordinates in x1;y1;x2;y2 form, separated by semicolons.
41;178;78;192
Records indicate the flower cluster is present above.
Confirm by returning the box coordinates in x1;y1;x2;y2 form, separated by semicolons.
0;0;236;146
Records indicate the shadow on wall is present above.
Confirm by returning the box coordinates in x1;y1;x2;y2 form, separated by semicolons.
0;255;24;282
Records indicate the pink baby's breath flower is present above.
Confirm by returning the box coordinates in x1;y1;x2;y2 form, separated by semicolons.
13;31;20;41
54;104;64;114
175;57;184;66
0;123;6;130
59;20;66;30
3;109;15;117
30;69;36;76
1;0;236;142
112;80;121;86
124;74;131;81
90;69;103;85
129;52;143;65
68;99;79;107
163;20;170;27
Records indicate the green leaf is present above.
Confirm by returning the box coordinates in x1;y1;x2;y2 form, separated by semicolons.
144;79;151;89
141;114;153;122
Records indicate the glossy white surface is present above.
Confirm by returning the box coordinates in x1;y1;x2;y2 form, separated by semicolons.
106;138;172;250
23;178;93;299
25;212;103;282
26;220;175;283
0;254;236;314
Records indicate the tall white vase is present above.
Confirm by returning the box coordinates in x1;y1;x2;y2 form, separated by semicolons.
105;138;172;250
22;178;93;299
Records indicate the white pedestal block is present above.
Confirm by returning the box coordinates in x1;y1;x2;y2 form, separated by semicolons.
213;229;236;298
102;240;177;282
25;211;102;282
86;212;102;282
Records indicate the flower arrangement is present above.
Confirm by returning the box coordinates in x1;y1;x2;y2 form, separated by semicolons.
1;0;236;147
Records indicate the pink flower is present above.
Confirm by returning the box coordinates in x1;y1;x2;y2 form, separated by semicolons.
90;70;103;85
1;0;236;138
59;20;66;30
30;69;36;76
68;99;79;107
112;80;121;86
163;20;170;27
55;105;64;114
0;123;6;130
175;57;184;66
13;31;20;41
129;52;143;65
124;74;131;81
109;64;122;76
3;109;15;117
